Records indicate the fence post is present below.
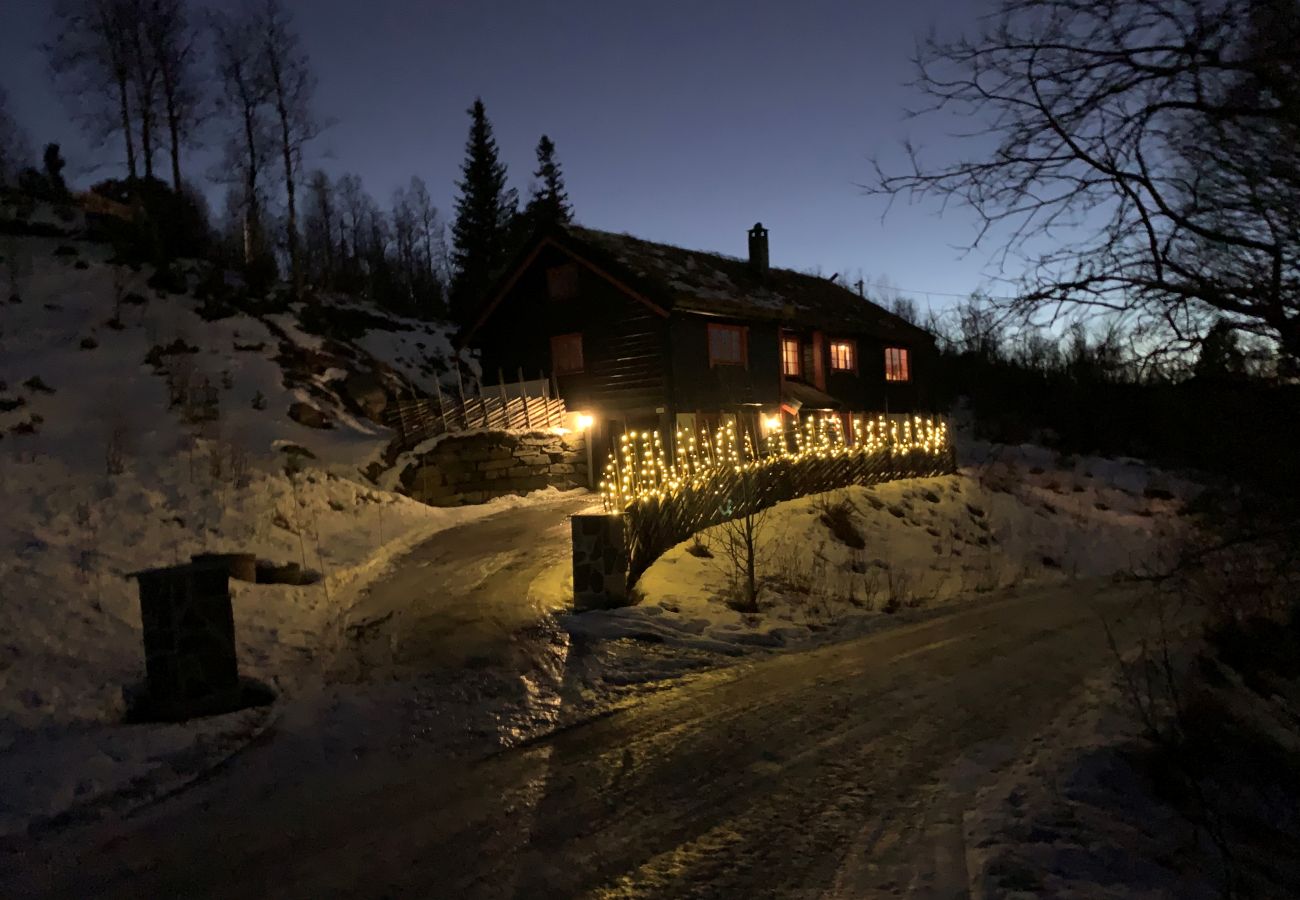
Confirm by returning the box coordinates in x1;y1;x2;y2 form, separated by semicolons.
498;369;511;428
540;369;553;427
519;367;532;429
475;377;490;428
455;362;469;430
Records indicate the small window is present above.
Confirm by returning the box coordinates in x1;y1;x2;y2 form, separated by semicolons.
708;323;747;367
830;339;857;372
546;264;578;300
781;336;801;376
551;332;584;374
885;347;911;382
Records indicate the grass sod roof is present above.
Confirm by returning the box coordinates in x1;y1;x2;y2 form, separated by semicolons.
555;224;934;342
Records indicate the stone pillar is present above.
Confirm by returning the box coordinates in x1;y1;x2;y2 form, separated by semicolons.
132;559;240;720
571;513;628;611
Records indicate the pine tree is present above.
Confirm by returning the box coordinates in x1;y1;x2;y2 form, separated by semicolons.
525;134;572;228
1194;319;1247;382
42;144;68;197
450;98;517;324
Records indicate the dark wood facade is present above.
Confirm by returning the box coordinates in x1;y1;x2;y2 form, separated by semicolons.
474;244;670;416
464;227;936;460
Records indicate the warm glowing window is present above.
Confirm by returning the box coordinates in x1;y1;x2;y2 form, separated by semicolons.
551;332;584;374
708;323;747;367
830;339;856;372
885;347;911;382
546;264;578;300
781;336;801;376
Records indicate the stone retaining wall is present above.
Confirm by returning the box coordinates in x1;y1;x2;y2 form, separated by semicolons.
399;430;587;506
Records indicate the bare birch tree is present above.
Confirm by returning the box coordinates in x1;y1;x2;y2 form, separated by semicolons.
0;87;33;187
210;7;272;270
872;0;1300;365
47;0;140;180
253;0;318;300
141;0;201;192
302;169;336;286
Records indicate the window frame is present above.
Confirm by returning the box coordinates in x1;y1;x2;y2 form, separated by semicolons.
884;346;911;383
781;335;801;377
829;338;858;373
707;323;748;368
551;331;585;375
546;263;579;301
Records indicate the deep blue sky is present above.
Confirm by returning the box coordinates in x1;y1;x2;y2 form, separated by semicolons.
2;0;1003;312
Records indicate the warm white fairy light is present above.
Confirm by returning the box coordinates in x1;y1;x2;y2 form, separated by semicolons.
599;413;951;512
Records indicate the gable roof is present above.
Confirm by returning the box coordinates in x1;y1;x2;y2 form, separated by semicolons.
552;225;933;342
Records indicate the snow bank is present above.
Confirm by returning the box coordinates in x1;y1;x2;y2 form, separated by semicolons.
570;443;1197;659
0;235;516;837
962;676;1217;899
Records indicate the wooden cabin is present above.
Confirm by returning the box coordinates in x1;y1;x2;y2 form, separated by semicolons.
460;222;936;463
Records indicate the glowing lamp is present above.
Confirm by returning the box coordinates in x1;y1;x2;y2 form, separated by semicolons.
762;415;782;432
576;413;594;430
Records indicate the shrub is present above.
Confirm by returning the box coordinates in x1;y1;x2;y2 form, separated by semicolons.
86;176;212;264
686;536;712;558
815;495;866;549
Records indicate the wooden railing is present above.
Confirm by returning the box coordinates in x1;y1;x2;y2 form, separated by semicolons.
386;369;566;453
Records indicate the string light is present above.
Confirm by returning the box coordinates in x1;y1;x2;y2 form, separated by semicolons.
600;413;951;512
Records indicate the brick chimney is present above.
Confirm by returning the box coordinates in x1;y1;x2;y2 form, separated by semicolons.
748;222;769;276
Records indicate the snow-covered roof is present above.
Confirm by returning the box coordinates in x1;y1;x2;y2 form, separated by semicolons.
558;225;933;342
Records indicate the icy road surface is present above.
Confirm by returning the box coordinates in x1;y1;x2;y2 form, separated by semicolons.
9;579;1152;899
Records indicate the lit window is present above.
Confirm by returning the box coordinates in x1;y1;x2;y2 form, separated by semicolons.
885;347;910;382
546;264;578;300
830;340;856;372
551;332;584;374
781;336;801;376
708;324;747;367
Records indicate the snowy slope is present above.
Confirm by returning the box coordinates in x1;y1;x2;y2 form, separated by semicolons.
568;442;1198;655
0;232;584;837
0;235;475;727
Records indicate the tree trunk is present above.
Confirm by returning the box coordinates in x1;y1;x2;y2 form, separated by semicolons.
116;76;137;181
165;95;182;193
138;94;155;180
241;103;260;267
133;29;156;181
281;131;299;299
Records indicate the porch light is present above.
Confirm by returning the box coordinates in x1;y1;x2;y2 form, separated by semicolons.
577;413;594;430
762;414;782;432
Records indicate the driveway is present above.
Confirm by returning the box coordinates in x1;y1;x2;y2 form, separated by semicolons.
9;578;1154;898
332;493;596;677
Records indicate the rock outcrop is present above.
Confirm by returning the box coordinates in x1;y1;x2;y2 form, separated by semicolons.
399;430;588;506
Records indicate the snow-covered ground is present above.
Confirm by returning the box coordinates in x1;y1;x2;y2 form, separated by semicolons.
961;674;1218;899
566;441;1197;663
1;229;1215;859
0;232;542;838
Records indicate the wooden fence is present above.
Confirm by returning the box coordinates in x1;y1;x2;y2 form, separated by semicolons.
618;422;957;585
386;368;566;453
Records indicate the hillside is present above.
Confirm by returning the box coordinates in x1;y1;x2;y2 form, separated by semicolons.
0;229;479;731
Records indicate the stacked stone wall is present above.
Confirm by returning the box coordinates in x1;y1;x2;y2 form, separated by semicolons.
400;430;587;506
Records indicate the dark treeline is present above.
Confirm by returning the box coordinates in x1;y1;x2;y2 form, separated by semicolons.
2;0;573;321
924;299;1300;499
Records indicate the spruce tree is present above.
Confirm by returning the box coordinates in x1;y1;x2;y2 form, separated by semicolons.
525;134;572;228
1194;319;1247;382
450;98;517;324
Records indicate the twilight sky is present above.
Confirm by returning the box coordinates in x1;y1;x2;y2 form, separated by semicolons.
2;0;1004;313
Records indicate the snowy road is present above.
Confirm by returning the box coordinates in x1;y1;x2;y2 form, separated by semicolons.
8;578;1153;899
332;493;595;677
